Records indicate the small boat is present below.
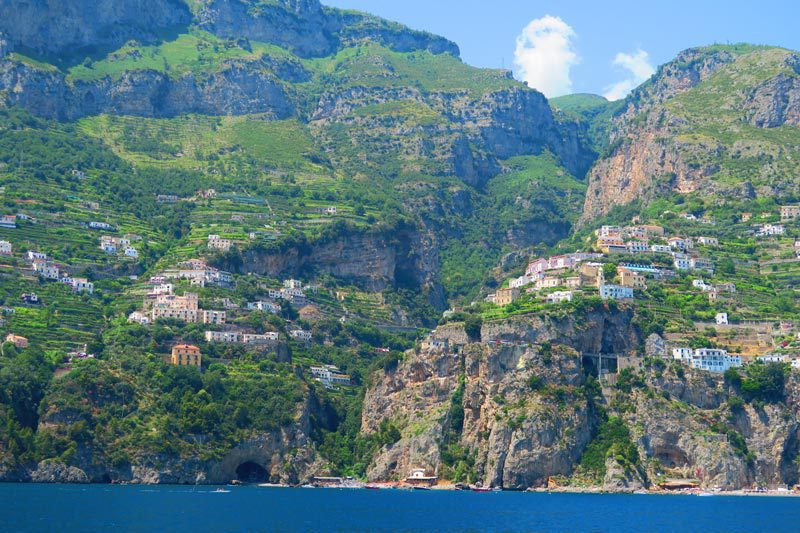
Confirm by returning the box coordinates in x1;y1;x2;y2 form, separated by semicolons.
300;484;315;489
471;486;492;493
413;486;432;491
365;484;382;490
213;488;231;493
697;492;715;497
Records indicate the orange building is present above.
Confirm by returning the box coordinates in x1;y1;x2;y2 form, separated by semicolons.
171;344;202;367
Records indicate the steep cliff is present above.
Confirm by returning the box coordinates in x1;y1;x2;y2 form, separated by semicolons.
363;309;800;490
361;307;642;489
583;45;800;220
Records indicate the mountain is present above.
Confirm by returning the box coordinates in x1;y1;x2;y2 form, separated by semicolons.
1;0;799;490
583;44;800;221
0;0;596;308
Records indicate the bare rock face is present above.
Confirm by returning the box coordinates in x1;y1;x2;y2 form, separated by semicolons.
227;225;446;311
0;59;297;121
602;456;647;492
362;308;642;488
746;70;800;128
31;460;90;483
0;0;192;57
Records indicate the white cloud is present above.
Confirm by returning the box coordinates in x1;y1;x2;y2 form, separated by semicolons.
603;49;656;101
513;15;579;98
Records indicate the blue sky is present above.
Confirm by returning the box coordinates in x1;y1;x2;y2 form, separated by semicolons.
324;0;800;99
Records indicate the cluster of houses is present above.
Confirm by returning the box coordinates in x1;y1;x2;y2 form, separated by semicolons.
129;285;225;325
100;235;139;258
692;279;737;302
672;346;800;373
27;251;94;294
754;223;785;237
160;259;233;288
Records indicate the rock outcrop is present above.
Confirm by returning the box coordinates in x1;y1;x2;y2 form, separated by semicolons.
362;307;642;488
220;224;446;312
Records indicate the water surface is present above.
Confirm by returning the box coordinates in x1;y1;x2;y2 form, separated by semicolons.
3;484;799;532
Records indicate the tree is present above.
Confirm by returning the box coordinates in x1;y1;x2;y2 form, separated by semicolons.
464;315;482;342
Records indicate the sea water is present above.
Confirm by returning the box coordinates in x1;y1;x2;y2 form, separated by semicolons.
2;484;800;532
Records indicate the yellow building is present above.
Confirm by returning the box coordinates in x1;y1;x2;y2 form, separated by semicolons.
618;268;647;290
171;344;202;367
494;287;520;306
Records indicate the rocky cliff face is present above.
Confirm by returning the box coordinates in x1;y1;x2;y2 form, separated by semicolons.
219;225;446;311
363;310;800;490
312;85;593;186
361;308;642;488
0;0;192;57
0;58;297;121
583;46;800;221
0;0;458;60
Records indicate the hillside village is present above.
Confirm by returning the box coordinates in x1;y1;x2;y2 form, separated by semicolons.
479;205;800;374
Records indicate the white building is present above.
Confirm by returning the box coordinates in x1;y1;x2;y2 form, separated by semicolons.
124;247;139;258
242;333;279;345
205;331;241;343
290;330;312;342
546;291;574;304
716;313;729;325
599;284;634;300
0;240;11;255
689;348;742;373
67;278;94;294
756;224;785;237
33;260;60;280
89;221;113;230
284;279;303;290
696;236;719;246
626;240;650;254
759;354;788;364
0;215;17;228
128;311;151;326
247;301;281;314
674;258;691;270
650;244;672;253
310;365;352;388
672;347;694;362
509;275;534;289
27;251;47;262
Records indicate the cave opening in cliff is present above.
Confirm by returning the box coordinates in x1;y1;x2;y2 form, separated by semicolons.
236;461;269;484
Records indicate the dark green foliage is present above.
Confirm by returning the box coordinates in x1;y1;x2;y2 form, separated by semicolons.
579;416;639;482
464;315;482;342
739;362;787;404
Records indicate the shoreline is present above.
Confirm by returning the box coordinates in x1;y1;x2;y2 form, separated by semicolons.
4;479;799;497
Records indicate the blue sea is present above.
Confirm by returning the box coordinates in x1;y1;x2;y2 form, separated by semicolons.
2;484;800;532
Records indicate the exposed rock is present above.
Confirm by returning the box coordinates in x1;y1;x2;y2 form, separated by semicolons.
362;308;642;488
645;334;666;358
221;225;446;312
31;460;90;483
602;456;647;492
745;69;800;128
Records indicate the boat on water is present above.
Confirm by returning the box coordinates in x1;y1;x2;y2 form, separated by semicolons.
697;492;715;497
365;485;382;490
413;486;432;491
471;486;492;493
213;488;231;493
